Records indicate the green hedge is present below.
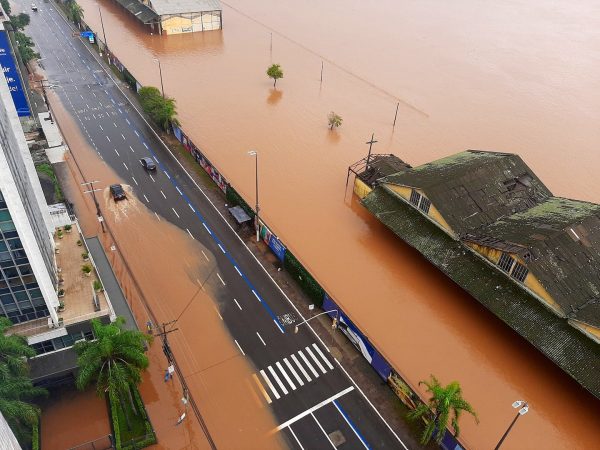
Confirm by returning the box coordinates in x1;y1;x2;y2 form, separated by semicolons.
31;421;39;450
284;250;325;307
225;185;255;220
109;387;156;450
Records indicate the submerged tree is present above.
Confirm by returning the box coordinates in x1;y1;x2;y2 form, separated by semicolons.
266;63;283;88
328;111;343;130
75;317;151;424
0;317;47;445
407;375;478;445
138;86;180;132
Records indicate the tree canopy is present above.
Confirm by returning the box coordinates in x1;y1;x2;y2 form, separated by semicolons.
10;13;30;31
0;0;11;15
328;111;342;130
407;374;478;445
0;317;47;446
66;0;84;26
266;64;283;88
138;86;180;131
14;31;39;63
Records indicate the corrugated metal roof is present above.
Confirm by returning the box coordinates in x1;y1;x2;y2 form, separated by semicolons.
149;0;221;15
113;0;159;24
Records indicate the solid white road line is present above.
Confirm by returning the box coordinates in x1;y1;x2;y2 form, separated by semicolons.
276;361;296;391
268;365;288;395
176;186;183;196
186;228;194;239
172;208;180;218
114;148;120;156
291;354;312;383
131;176;138;186
235;266;242;277
298;350;319;378
203;223;212;235
333;400;370;449
252;290;261;302
201;250;209;261
312;343;334;370
217;273;225;285
218;243;226;254
256;332;266;346
305;346;327;374
311;413;337;449
275;386;354;430
253;373;272;404
233;340;245;356
123;162;129;171
154;212;161;221
234;298;242;310
160;190;166;199
259;370;280;400
188;203;195;212
143;194;149;203
213;306;223;320
288;426;305;450
283;358;304;387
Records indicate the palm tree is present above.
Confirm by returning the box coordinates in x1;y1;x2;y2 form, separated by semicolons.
0;317;47;444
74;318;151;414
328;111;343;130
407;375;478;445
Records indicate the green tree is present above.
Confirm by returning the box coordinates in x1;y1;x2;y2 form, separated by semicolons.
407;375;478;445
74;318;151;415
328;111;343;130
66;0;84;26
0;317;47;445
0;0;11;15
266;63;283;88
14;31;39;64
10;13;30;31
138;86;180;132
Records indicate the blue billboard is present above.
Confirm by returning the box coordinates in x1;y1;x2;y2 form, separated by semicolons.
0;31;30;117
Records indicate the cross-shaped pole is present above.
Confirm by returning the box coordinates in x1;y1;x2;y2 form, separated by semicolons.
365;133;378;171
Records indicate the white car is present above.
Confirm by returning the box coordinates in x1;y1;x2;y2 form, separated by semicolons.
31;3;38;11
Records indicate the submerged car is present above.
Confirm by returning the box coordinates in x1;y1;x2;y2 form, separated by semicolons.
140;157;157;171
110;184;126;201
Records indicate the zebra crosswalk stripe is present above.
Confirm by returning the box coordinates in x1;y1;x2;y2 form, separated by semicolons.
260;369;280;399
291;354;312;383
305;346;328;374
277;361;297;390
298;350;320;378
284;357;305;386
268;365;289;395
312;343;335;370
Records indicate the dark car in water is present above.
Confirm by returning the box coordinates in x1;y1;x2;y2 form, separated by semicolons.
140;157;157;171
110;184;126;201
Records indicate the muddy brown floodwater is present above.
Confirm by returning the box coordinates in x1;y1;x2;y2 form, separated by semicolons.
61;0;600;448
49;95;283;449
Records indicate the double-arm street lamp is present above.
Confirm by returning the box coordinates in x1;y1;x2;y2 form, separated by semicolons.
494;400;529;450
247;150;260;242
294;309;339;334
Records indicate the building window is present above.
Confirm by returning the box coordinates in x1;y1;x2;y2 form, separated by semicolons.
498;253;515;273
419;197;431;214
511;262;529;282
409;189;421;206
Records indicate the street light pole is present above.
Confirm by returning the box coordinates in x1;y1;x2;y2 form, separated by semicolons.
294;309;339;334
494;400;529;450
154;58;165;98
248;150;260;242
81;181;105;233
98;6;108;50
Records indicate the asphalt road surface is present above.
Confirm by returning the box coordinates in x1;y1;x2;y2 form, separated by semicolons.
24;3;410;448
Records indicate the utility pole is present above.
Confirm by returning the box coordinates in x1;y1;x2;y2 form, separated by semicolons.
98;6;108;50
393;102;399;127
81;181;105;233
365;133;378;171
320;61;323;83
154;59;165;98
248;150;260;242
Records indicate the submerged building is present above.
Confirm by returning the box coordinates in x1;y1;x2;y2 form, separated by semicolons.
352;150;600;399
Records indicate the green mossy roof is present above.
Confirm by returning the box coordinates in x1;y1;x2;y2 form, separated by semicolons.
362;185;600;400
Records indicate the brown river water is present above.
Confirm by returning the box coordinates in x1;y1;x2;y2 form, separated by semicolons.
49;96;283;449
56;0;600;448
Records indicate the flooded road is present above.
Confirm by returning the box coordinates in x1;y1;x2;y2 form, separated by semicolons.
56;0;600;448
50;95;283;449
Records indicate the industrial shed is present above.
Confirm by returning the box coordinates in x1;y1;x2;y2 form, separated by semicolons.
148;0;222;34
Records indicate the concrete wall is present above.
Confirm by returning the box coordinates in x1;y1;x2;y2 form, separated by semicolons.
161;10;222;34
353;178;372;199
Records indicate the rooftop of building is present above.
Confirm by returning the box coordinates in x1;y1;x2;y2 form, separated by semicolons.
381;150;553;235
114;0;159;24
349;154;412;187
361;184;600;399
149;0;221;15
